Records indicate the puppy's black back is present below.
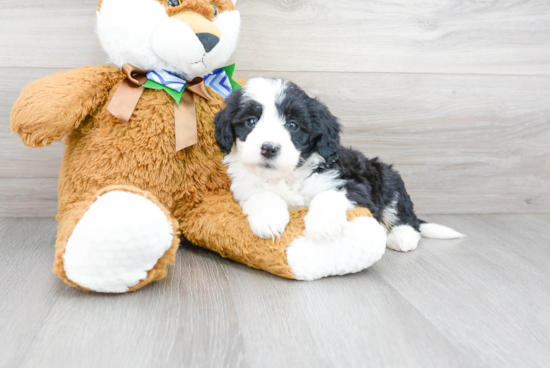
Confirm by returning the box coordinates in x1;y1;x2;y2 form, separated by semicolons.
333;147;421;231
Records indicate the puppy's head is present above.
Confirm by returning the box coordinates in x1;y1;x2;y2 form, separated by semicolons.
215;78;341;179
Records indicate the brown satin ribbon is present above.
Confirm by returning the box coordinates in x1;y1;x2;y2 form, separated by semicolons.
107;65;147;124
107;64;213;152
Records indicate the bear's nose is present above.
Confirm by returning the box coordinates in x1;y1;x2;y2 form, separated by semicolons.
196;33;220;53
170;11;222;53
261;143;280;159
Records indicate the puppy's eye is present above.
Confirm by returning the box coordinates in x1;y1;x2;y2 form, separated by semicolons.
286;121;299;132
212;5;219;19
246;117;258;127
167;0;181;6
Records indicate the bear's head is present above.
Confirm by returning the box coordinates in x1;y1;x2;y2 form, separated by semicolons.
97;0;240;79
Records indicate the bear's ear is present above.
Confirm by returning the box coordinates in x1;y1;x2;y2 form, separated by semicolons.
215;89;244;154
309;98;341;165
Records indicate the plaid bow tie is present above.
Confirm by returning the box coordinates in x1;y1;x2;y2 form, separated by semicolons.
146;66;236;99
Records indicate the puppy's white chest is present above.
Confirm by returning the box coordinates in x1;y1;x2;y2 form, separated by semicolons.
266;179;311;210
263;170;343;210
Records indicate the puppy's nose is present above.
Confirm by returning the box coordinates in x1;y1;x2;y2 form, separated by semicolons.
261;143;280;159
196;33;220;53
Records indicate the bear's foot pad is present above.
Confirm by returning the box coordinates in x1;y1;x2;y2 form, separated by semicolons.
63;191;174;293
287;216;387;281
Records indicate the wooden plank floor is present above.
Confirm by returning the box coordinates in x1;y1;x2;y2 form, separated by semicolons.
1;215;549;368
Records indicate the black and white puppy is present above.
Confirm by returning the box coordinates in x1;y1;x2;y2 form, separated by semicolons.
215;78;463;252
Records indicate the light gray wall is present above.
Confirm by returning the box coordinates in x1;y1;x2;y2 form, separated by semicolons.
1;0;549;216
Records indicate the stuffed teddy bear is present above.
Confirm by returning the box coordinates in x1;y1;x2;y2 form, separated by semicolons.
10;0;387;293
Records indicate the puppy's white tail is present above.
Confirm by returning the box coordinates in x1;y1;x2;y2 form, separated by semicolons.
420;222;465;240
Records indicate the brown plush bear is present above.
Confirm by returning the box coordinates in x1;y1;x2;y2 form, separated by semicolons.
11;0;387;293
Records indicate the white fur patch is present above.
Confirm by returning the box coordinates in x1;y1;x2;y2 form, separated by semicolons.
381;196;399;232
63;191;174;293
420;223;465;239
304;190;355;241
387;225;421;252
242;78;287;110
242;192;289;239
287;216;387;281
98;0;241;79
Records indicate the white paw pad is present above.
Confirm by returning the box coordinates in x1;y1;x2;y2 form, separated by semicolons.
63;191;174;293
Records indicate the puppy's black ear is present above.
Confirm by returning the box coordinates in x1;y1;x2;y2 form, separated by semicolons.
214;89;244;154
310;98;341;165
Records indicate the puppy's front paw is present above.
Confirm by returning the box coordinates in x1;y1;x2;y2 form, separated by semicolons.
243;192;290;239
304;191;354;241
248;210;290;240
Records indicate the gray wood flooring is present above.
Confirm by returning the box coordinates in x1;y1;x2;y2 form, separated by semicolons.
1;1;550;216
1;215;549;368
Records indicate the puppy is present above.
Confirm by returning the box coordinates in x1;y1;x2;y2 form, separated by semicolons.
215;78;464;252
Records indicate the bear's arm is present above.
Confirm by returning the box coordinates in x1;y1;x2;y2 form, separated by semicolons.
11;66;122;148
